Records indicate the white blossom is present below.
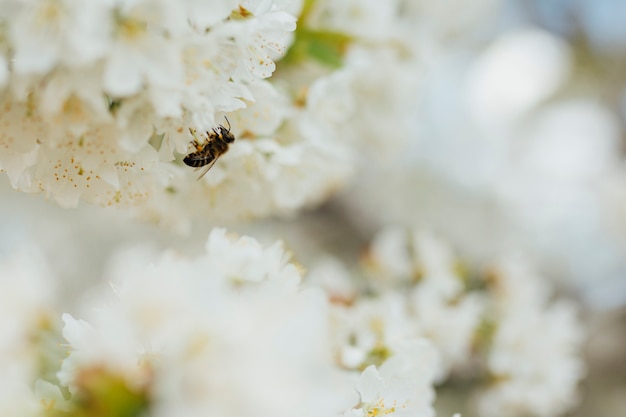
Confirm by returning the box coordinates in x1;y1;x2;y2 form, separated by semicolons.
346;341;437;417
9;0;111;74
465;29;572;131
303;44;421;158
330;292;418;370
306;0;400;40
305;256;357;304
340;226;585;416
57;229;353;417
0;245;55;369
364;227;414;282
363;229;485;378
0;245;58;417
408;234;485;379
477;258;586;417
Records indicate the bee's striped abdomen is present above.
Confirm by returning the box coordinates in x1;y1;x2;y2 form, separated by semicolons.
183;151;215;167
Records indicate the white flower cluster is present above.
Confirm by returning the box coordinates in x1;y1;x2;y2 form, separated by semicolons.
288;0;423;158
0;0;338;228
0;229;441;417
57;229;346;417
336;18;626;309
477;259;586;417
327;228;484;380
0;222;586;417
317;227;585;417
0;0;431;231
346;341;438;417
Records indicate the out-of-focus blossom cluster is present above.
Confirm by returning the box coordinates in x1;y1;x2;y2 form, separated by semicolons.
308;227;586;417
0;246;60;417
476;260;585;417
0;227;584;417
337;4;626;308
0;229;444;417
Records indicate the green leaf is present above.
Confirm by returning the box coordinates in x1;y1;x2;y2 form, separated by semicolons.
283;29;353;68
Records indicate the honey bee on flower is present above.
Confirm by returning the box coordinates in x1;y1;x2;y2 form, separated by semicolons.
184;118;235;179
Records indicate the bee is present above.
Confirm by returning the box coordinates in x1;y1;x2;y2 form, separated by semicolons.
184;117;235;180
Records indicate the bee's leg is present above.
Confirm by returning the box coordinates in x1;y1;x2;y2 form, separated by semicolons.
189;127;204;141
188;140;203;152
188;128;204;151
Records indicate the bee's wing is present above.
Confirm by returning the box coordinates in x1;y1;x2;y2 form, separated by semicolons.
195;157;218;180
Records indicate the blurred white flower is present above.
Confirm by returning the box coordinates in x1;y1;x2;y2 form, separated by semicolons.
305;256;357;304
0;245;56;369
365;227;414;282
346;341;437;417
305;45;420;156
477;258;586;417
328;226;585;417
307;0;400;41
9;0;110;74
0;382;40;417
466;28;572;131
337;18;626;309
57;229;353;417
102;2;186;114
330;292;417;370
363;229;485;379
409;235;485;379
402;0;501;40
0;245;58;417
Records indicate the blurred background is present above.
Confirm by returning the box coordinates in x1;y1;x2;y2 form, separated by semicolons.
1;0;626;416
